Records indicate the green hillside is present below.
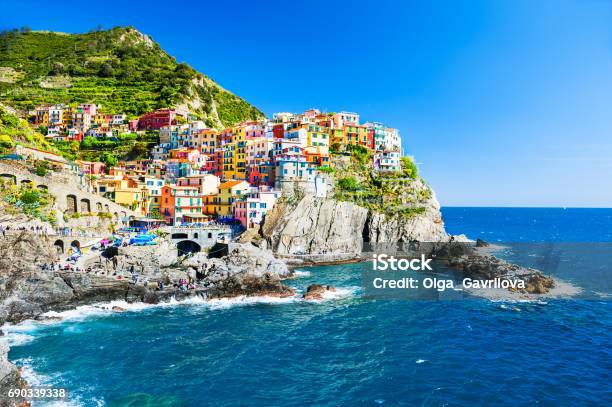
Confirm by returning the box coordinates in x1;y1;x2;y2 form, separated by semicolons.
0;27;264;128
0;105;55;153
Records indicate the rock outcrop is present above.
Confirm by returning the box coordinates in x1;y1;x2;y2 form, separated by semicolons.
261;195;369;257
0;233;294;326
259;188;447;262
303;284;336;300
0;340;30;407
446;253;555;294
364;188;447;243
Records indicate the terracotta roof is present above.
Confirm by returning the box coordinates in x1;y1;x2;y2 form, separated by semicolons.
219;180;246;189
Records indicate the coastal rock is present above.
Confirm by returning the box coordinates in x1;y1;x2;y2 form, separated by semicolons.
445;253;555;294
303;284;337;300
0;340;30;407
364;189;447;244
0;234;294;327
260;180;447;263
180;243;295;298
261;194;368;258
476;238;490;247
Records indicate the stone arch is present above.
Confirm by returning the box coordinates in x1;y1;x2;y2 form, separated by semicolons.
37;184;48;191
171;232;188;239
104;204;110;213
113;212;118;222
193;232;199;239
0;174;16;184
70;240;80;249
53;239;64;254
176;240;201;255
80;198;91;213
21;179;32;186
66;194;78;214
96;202;103;212
120;211;126;220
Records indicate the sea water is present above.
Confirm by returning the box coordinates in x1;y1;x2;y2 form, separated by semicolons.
4;208;612;406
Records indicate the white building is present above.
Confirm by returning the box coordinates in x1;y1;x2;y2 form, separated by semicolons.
374;151;402;172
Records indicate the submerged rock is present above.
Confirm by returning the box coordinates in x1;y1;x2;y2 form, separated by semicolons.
303;284;337;300
476;238;490;247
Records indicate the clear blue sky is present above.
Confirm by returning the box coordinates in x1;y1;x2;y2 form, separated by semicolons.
2;0;611;207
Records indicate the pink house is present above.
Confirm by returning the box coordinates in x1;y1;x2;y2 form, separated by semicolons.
232;188;281;229
77;160;106;175
170;148;201;164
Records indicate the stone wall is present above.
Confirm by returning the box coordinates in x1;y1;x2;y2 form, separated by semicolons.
0;160;138;227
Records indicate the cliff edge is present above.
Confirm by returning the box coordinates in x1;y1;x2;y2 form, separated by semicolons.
259;152;448;261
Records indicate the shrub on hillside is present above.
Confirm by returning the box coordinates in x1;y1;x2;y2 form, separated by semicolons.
338;176;360;192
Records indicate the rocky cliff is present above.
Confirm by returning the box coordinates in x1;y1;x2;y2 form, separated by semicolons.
261;195;369;258
0;340;29;407
260;176;448;261
0;233;293;326
364;186;447;243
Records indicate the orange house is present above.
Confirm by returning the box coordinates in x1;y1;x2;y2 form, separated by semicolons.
160;185;175;224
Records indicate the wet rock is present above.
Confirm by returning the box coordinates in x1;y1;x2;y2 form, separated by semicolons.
303;284;336;300
476;238;490;247
0;341;30;407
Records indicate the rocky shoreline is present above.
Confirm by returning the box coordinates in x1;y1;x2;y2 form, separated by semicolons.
0;232;297;406
0;230;573;406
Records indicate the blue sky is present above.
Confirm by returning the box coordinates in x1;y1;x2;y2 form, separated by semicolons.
2;0;611;207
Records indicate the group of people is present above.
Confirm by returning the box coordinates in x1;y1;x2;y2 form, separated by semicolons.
0;224;51;237
40;260;96;274
55;227;97;238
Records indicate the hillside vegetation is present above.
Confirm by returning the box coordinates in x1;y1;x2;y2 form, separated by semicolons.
0;105;55;153
331;146;431;217
0;27;264;128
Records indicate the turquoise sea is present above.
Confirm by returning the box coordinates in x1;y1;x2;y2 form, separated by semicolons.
4;208;612;406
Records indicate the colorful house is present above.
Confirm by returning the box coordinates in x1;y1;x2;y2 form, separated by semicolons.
233;188;281;229
138;109;181;130
216;180;250;217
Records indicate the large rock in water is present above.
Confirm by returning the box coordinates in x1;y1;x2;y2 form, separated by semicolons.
261;195;368;256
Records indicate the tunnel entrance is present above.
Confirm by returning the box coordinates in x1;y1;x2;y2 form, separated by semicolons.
176;240;201;255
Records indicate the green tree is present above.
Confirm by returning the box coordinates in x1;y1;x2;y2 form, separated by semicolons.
101;152;118;167
401;157;418;179
338;176;359;192
0;135;14;151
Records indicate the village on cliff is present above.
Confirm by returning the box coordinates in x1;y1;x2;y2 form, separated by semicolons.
14;104;404;233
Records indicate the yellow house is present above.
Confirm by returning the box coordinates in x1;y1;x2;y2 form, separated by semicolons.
306;124;330;148
114;188;143;211
330;128;346;149
232;126;247;180
216;180;249;216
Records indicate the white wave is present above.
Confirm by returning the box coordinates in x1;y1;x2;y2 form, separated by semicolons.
302;286;360;302
2;294;303;342
205;295;298;310
3;332;35;347
12;358;84;407
415;359;426;364
292;270;311;278
321;286;360;300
